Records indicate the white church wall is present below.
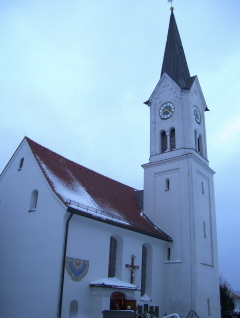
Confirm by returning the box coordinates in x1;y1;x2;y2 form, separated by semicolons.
62;215;112;318
0;140;66;318
0;139;170;318
61;213;168;318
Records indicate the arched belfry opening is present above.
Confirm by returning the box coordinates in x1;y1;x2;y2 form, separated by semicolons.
198;134;203;156
161;131;167;153
194;130;204;156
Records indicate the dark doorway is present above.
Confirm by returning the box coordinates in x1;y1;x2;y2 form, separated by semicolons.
110;292;125;310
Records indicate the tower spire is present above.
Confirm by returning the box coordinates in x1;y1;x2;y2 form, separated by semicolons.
161;9;191;89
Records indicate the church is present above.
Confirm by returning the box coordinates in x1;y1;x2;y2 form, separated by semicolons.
0;8;221;318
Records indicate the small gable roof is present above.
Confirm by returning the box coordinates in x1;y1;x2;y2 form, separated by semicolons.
26;137;172;242
90;277;140;290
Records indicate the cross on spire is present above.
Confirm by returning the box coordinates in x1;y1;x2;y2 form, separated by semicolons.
126;255;139;284
167;0;174;8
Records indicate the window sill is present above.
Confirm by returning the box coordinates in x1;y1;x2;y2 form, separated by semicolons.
28;209;36;212
165;260;182;264
200;263;214;267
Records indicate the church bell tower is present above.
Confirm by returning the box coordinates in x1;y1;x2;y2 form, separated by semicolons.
142;8;221;318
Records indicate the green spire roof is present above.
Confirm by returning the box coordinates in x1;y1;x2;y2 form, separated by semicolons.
161;9;192;89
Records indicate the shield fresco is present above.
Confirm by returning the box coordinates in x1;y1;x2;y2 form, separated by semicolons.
65;256;89;282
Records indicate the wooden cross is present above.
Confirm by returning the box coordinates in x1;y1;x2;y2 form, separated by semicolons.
126;255;139;284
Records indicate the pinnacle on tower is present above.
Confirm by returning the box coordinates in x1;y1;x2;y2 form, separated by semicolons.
161;9;193;89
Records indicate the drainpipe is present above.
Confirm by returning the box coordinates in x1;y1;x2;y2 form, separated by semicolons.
58;212;73;318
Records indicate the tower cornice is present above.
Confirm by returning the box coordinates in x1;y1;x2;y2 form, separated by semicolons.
142;150;215;175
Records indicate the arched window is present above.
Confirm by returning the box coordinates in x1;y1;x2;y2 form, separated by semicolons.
161;131;167;153
69;300;78;318
167;247;171;261
141;245;147;296
194;130;198;151
108;237;117;277
170;128;176;150
29;190;38;212
18;158;24;170
197;134;203;155
141;244;152;299
194;130;204;156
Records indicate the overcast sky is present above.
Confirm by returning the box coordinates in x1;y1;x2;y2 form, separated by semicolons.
0;0;239;291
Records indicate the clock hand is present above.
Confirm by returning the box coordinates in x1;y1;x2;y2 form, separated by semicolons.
163;109;172;114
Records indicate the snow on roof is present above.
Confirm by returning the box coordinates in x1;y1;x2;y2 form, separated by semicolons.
26;137;172;241
36;156;99;209
140;294;152;301
90;277;140;290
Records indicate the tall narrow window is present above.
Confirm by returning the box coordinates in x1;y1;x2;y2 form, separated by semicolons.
18;158;24;170
201;181;205;194
194;130;198;151
108;237;117;277
170;128;176;150
167;247;171;261
207;298;211;315
141;245;147;296
69;300;78;318
29;190;38;212
161;131;167;153
197;134;203;155
165;179;170;191
203;221;206;238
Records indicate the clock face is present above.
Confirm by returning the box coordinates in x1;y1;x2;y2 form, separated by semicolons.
193;106;201;124
159;102;175;119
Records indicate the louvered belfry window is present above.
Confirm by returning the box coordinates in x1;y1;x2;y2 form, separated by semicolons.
161;131;167;153
170;128;176;150
108;237;117;277
141;245;147;296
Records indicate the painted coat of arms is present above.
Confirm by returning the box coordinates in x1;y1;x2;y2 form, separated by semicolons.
65;256;89;282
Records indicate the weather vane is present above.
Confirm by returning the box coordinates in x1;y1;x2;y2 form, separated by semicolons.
167;0;174;10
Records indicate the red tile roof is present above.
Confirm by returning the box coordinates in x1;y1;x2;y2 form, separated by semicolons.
26;137;172;242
